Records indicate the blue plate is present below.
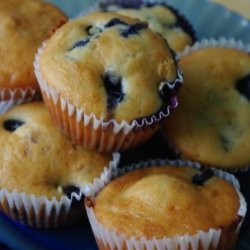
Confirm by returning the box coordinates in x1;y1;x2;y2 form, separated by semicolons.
1;0;250;249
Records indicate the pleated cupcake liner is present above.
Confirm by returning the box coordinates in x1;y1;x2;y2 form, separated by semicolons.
76;0;141;17
85;159;247;250
0;153;119;228
0;87;39;115
34;42;182;152
178;37;250;59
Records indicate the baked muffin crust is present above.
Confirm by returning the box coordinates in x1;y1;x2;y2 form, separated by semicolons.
94;166;240;238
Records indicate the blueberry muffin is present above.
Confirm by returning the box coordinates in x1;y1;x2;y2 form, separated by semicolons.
0;0;67;110
86;163;245;250
35;12;182;152
163;44;250;169
0;102;117;227
100;2;196;52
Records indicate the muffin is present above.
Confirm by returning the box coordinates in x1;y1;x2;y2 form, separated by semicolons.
100;1;196;52
35;12;182;152
163;38;250;170
86;160;246;250
0;102;119;228
0;0;67;113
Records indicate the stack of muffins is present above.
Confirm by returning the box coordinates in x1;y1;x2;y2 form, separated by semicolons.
0;0;248;249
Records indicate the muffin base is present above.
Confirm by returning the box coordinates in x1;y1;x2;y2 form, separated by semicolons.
0;87;39;114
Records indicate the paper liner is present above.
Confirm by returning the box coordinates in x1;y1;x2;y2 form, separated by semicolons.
0;153;119;228
0;87;38;115
85;159;247;250
34;42;182;152
178;37;250;59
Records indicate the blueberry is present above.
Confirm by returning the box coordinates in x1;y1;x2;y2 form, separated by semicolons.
102;72;124;111
105;18;128;28
86;25;102;36
192;169;214;185
70;38;90;51
121;23;147;37
104;18;147;37
235;74;250;101
3;119;25;132
143;3;196;42
62;185;80;198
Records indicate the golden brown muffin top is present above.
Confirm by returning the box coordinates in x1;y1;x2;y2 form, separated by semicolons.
0;0;67;89
39;12;179;123
163;47;250;169
0;102;112;199
94;166;240;238
108;4;194;52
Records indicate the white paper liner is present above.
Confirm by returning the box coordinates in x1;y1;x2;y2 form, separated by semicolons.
77;0;146;17
34;41;182;152
0;153;119;228
82;153;120;197
0;87;38;115
178;37;250;59
85;159;247;250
